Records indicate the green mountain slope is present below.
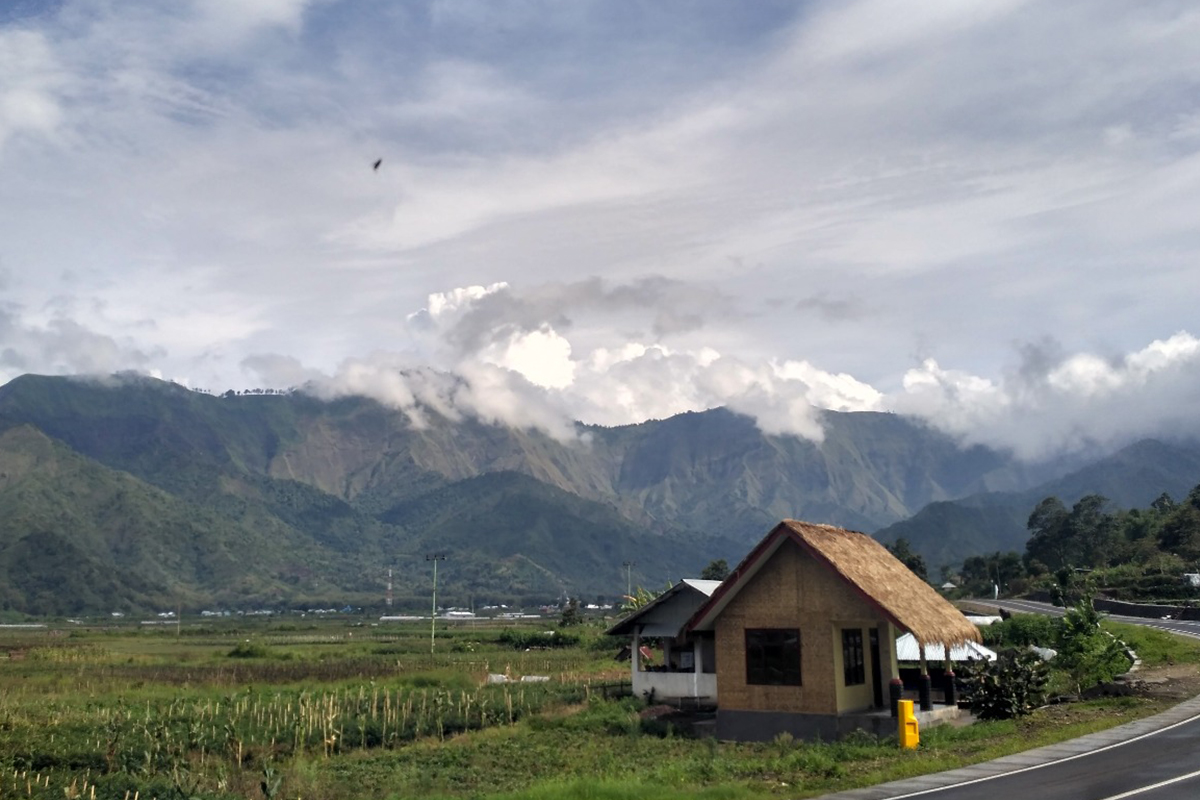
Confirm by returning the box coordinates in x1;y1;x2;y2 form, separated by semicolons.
0;374;1044;540
875;438;1200;568
380;471;741;603
0;372;1094;613
0;425;336;614
596;408;1043;540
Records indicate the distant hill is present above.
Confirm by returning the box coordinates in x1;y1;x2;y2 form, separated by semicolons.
875;438;1200;569
378;470;743;604
0;424;328;615
0;371;1148;615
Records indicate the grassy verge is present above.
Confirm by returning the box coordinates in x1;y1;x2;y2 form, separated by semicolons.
1102;620;1200;666
284;694;1174;800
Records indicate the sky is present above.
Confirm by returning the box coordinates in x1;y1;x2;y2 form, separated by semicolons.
2;0;1200;460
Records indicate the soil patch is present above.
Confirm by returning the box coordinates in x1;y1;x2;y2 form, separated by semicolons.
1133;663;1200;701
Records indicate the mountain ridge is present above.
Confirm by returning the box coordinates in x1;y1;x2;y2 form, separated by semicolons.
0;372;1181;614
875;437;1200;569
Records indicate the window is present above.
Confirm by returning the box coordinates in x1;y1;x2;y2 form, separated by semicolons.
745;628;801;686
842;628;865;686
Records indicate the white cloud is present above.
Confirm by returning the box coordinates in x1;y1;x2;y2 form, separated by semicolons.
890;332;1200;459
422;283;509;320
3;1;1200;463
480;325;575;390
0;306;155;384
0;29;64;147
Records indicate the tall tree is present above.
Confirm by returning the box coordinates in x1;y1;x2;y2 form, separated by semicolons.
886;538;928;581
1026;497;1071;571
1159;489;1200;561
700;559;730;581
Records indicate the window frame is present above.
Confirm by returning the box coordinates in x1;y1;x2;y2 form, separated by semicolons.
744;628;802;686
842;628;865;686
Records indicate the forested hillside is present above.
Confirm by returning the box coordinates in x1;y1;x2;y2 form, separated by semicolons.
876;438;1200;571
0;372;1186;615
952;486;1200;603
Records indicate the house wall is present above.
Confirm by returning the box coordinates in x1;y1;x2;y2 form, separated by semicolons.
832;625;875;713
632;670;717;702
714;538;891;717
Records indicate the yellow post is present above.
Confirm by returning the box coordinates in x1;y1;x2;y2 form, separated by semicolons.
898;699;919;749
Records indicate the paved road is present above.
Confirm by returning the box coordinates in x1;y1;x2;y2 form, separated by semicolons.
817;599;1200;800
995;598;1200;642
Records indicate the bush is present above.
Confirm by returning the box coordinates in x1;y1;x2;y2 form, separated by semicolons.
958;650;1049;720
227;641;270;659
980;614;1059;648
497;629;580;650
1055;598;1130;692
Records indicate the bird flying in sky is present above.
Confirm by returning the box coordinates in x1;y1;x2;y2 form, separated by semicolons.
373;159;382;171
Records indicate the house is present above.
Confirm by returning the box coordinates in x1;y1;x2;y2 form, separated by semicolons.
606;579;723;704
688;520;981;741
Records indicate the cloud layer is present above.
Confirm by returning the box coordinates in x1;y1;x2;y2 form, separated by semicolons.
2;1;1200;459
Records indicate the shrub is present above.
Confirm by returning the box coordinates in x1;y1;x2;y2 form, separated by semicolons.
1055;597;1130;693
227;641;270;659
497;629;580;650
958;650;1049;720
980;614;1059;648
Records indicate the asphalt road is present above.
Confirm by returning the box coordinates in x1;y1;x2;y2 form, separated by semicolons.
817;599;1200;800
995;598;1200;642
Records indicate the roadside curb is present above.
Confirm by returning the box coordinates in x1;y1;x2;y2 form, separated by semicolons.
811;691;1200;799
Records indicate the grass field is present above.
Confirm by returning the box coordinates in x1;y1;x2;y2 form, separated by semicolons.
0;614;1193;800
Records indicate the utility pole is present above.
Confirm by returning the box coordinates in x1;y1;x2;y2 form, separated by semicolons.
426;553;447;655
622;560;636;599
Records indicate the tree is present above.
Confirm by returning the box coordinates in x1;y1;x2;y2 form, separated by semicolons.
1151;492;1176;514
1159;487;1200;561
1026;497;1071;571
1026;495;1118;571
620;585;667;613
886;538;928;581
961;551;1024;596
559;597;582;627
1071;495;1119;568
700;559;730;581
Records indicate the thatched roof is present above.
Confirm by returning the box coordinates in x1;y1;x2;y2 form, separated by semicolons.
689;520;981;647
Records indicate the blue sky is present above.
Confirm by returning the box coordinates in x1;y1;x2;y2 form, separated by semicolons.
2;0;1200;458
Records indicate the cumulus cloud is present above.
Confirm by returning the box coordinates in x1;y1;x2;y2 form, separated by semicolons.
0;305;155;382
279;354;580;441
890;332;1200;459
240;273;1200;462
241;279;885;443
479;325;575;390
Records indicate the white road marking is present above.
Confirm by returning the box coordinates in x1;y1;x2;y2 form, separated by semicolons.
868;600;1200;799
874;711;1200;798
1096;767;1200;799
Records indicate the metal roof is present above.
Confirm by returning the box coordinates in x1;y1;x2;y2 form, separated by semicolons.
606;579;722;638
895;632;997;663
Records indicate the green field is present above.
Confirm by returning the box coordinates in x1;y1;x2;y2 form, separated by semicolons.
0;615;1192;800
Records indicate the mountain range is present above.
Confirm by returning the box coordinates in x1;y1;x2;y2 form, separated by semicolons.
1;372;1197;616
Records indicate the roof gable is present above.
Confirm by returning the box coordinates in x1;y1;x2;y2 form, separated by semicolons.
688;520;980;647
605;579;720;638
